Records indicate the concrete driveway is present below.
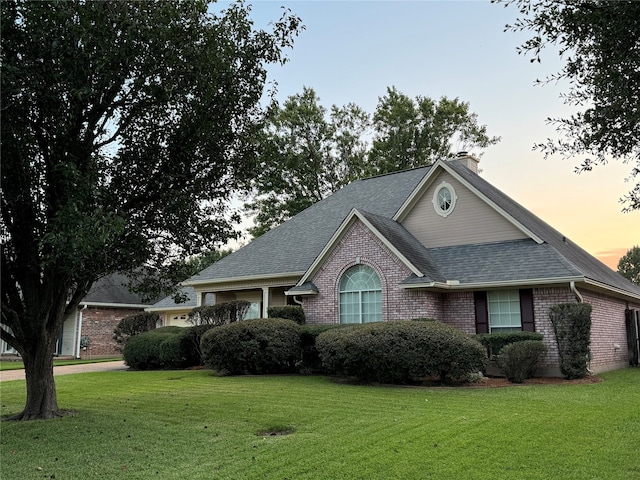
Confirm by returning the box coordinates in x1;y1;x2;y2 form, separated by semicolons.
0;360;127;382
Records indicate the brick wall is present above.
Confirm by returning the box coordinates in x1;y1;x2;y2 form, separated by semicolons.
303;220;443;324
79;307;143;357
441;292;475;334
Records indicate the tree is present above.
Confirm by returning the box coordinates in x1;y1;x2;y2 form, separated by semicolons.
368;86;500;175
0;0;302;420
245;87;370;237
245;86;497;236
618;246;640;285
496;0;640;211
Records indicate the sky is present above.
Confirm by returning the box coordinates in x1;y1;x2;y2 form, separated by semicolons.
222;0;638;270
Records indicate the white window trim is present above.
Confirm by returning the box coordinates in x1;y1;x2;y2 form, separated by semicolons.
432;181;457;217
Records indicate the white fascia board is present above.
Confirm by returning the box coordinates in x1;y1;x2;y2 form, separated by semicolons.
79;302;150;309
399;276;585;290
583;278;640;302
284;289;318;296
184;271;306;287
297;209;424;286
393;160;544;245
145;305;196;312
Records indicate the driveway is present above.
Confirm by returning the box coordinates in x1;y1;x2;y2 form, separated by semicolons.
0;360;127;382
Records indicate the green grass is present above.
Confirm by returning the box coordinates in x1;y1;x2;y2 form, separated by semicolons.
1;369;639;479
0;357;122;371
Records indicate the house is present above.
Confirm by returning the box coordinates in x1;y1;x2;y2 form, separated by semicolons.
1;273;160;358
160;154;640;375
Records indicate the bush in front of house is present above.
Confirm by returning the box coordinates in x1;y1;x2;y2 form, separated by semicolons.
475;331;544;357
298;324;347;374
496;340;548;383
123;326;200;370
200;318;301;375
113;312;159;351
267;305;306;325
549;303;592;379
316;321;486;384
188;300;251;325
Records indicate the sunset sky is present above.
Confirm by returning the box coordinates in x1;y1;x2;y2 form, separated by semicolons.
226;0;639;270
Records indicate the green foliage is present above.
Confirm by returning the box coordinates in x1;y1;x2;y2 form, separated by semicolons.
188;300;251;325
549;303;593;379
496;340;548;383
298;324;346;374
497;0;640;211
200;318;301;375
0;0;303;419
123;327;199;370
245;86;498;236
113;312;159;351
618;245;640;285
368;87;500;175
476;331;544;357
267;305;306;325
316;321;486;384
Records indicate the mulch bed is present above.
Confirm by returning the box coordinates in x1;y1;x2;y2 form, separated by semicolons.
466;375;603;388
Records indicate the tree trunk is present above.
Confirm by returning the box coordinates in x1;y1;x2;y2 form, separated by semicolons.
9;337;62;421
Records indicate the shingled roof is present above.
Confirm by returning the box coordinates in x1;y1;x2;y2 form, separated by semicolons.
184;159;640;301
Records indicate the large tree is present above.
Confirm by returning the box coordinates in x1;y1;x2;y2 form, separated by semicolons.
496;0;640;211
245;87;370;237
368;87;500;175
0;0;302;420
246;86;498;236
618;246;640;286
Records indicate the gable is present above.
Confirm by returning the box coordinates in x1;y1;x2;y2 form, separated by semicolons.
400;170;528;248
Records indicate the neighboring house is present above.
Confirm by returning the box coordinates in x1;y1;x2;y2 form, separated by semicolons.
1;273;160;358
169;154;640;375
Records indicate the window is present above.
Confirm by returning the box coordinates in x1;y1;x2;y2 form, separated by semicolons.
487;290;522;333
244;302;261;320
475;290;535;334
339;264;382;324
432;181;457;217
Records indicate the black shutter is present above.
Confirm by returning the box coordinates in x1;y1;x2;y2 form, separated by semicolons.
519;289;535;332
474;291;489;334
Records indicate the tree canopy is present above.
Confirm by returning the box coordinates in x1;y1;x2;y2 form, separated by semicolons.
618;246;640;286
0;0;302;420
496;0;640;211
246;86;499;237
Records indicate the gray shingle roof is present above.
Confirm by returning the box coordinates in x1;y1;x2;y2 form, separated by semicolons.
83;273;156;305
149;287;197;309
187;166;431;283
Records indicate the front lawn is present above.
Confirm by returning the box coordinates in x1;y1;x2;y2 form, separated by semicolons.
1;369;638;479
0;357;122;371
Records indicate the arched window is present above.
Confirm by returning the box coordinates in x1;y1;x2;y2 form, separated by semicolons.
339;264;382;324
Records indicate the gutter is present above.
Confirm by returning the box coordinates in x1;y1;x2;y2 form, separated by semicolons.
399;276;585;290
75;304;87;359
184;271;305;287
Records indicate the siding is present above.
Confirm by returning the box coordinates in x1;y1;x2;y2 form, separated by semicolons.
401;171;526;247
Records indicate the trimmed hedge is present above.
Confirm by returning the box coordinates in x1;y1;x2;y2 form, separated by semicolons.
496;340;548;383
200;318;301;375
316;321;486;384
549;303;592;379
298;324;347;374
188;300;251;325
123;326;200;370
267;305;306;325
113;312;159;351
476;331;544;357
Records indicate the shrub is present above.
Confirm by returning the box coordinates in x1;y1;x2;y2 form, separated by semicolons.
496;340;548;383
298;324;346;374
113;312;159;351
267;305;306;325
316;321;486;384
184;324;217;365
549;303;592;379
188;300;251;325
476;331;544;357
200;318;301;375
123;326;200;370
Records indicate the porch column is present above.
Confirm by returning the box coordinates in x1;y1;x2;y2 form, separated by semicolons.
262;287;270;318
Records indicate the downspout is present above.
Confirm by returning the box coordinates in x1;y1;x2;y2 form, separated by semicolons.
570;281;584;303
292;296;303;306
75;305;87;359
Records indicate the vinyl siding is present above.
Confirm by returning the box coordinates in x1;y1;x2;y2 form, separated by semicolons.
401;171;527;247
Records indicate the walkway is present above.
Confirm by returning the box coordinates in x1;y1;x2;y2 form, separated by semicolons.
0;360;127;382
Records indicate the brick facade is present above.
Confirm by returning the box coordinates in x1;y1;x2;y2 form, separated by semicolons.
78;307;142;357
300;219;637;375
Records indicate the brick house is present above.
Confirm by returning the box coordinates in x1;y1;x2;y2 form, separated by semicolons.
1;273;159;358
168;155;640;375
